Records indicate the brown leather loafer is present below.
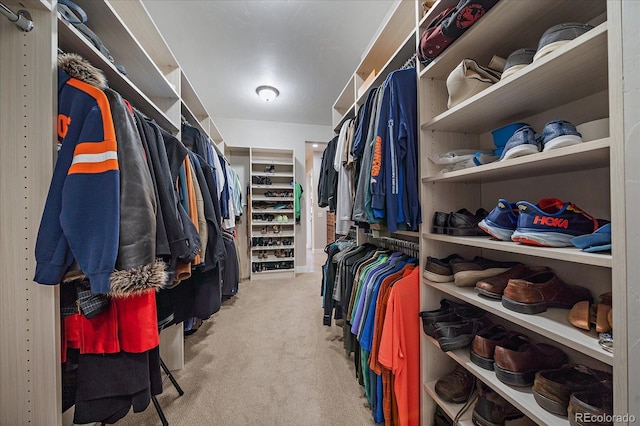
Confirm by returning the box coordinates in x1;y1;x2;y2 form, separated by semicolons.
476;264;551;299
502;271;593;314
493;334;568;386
435;364;476;403
472;382;524;426
568;387;613;426
470;324;513;370
533;364;612;416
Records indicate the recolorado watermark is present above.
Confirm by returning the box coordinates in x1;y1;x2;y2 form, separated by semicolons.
574;413;636;423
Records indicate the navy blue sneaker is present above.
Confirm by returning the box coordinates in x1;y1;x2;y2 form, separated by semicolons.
538;120;583;152
478;199;519;241
511;198;600;247
499;125;540;161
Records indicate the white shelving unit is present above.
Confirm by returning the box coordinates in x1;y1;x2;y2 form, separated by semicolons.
418;0;624;424
249;148;296;279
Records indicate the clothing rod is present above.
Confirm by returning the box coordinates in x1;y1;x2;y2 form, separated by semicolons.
0;3;33;32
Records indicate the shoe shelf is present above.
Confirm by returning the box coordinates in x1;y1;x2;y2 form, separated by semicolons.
252;221;295;226
250;159;294;166
424;279;613;365
251;232;294;238
420;22;608;134
57;16;179;134
418;0;606;81
253;268;294;275
423;382;474;426
423;382;538;426
252;209;294;214
251;246;295;251
251;184;294;190
252;196;294;202
422;234;612;268
424;335;569;426
251;172;294;178
423;139;609;184
252;257;295;263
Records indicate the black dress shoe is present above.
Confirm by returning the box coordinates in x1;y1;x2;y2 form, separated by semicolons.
432;211;450;234
420;299;485;337
448;208;489;236
434;316;491;352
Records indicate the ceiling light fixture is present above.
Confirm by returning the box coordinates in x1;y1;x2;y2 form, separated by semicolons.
312;144;318;148
256;85;279;102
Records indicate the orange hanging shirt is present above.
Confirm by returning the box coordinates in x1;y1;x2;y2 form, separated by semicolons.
378;267;420;426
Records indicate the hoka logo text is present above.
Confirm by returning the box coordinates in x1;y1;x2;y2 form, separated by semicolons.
533;216;568;229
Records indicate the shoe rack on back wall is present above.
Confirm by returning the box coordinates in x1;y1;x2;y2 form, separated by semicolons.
417;0;631;424
249;148;296;279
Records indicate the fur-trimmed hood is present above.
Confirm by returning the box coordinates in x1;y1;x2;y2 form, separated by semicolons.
63;260;168;298
58;52;107;90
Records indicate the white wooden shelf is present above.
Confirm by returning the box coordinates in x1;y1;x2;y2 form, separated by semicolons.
355;28;417;106
423;139;610;183
252;184;294;190
251;209;293;214
57;17;179;134
69;0;180;101
252;256;295;263
251;172;294;178
251;159;294;166
424;279;613;365
333;103;356;133
251;232;295;238
252;268;295;274
425;335;569;425
251;246;295;251
252;197;294;202
418;0;606;81
422;234;612;268
418;0;456;29
252;221;295;226
421;22;608;134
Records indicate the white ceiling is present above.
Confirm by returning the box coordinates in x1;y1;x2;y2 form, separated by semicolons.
143;0;396;127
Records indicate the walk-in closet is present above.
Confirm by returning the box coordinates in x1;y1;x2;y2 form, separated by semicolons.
2;1;640;425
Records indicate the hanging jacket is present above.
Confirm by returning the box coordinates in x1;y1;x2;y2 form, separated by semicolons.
35;54;120;294
103;88;166;295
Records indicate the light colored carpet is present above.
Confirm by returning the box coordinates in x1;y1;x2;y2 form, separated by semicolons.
117;256;376;425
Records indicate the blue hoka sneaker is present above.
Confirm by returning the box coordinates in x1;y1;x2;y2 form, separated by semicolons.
511;198;600;247
478;199;519;241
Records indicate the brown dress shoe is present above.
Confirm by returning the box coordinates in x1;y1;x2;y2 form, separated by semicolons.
568;386;613;426
435;364;475;403
470;324;513;370
475;264;551;299
493;334;568;386
502;271;593;314
533;364;612;416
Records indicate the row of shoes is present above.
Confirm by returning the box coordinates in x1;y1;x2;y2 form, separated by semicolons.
252;261;293;272
423;257;613;352
446;22;594;108
254;249;293;259
253;176;272;185
498;120;584;161
260;225;282;235
434;371;523;426
433;197;608;249
264;191;292;198
423;299;613;421
253;214;290;222
264;165;275;173
252;237;293;247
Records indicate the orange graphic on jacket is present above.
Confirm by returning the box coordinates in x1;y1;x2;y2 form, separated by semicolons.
371;136;383;178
